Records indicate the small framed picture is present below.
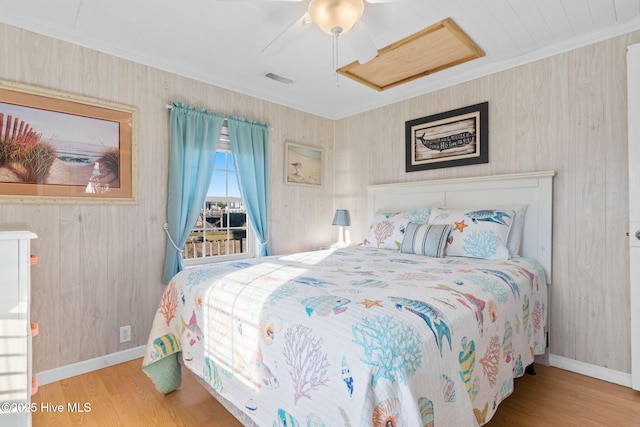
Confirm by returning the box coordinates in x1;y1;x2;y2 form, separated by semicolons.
285;141;322;187
405;102;488;172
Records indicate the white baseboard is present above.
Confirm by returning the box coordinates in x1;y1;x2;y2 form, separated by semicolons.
35;345;146;386
34;347;633;389
549;353;632;388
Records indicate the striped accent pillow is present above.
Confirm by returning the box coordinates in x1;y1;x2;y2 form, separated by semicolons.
400;223;452;257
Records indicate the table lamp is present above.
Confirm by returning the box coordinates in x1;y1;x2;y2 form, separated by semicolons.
332;209;351;246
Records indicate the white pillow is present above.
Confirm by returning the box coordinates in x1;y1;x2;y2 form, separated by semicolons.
499;204;528;257
429;207;515;260
362;208;431;251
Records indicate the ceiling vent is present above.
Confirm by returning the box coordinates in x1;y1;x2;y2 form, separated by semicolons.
264;72;294;85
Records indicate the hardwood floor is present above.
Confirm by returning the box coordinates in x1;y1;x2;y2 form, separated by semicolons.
32;359;640;426
32;359;242;427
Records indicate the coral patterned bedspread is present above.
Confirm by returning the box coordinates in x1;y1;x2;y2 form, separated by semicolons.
142;246;547;427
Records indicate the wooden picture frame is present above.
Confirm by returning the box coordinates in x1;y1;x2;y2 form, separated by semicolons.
405;102;488;172
285;141;323;187
0;80;137;203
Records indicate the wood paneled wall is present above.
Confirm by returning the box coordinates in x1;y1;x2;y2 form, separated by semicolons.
335;32;640;374
1;21;636;376
0;23;334;373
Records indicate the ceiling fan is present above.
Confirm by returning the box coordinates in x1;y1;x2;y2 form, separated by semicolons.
219;0;406;65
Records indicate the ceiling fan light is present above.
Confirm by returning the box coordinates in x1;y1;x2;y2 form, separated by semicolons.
308;0;365;35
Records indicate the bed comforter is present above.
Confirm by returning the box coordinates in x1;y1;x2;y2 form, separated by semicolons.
143;246;547;426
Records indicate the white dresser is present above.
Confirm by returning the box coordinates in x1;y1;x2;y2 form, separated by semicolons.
0;224;37;427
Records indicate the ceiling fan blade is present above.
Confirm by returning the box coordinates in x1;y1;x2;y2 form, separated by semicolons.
343;19;378;64
262;12;312;55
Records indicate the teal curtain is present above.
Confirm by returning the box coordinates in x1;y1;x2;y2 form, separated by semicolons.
228;116;271;256
162;103;224;283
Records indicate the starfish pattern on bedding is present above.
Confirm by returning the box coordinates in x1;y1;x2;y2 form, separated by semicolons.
454;220;468;232
357;299;383;309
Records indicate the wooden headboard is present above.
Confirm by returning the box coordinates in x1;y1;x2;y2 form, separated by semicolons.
366;171;555;282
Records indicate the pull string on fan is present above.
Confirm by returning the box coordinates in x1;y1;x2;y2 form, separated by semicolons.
333;33;340;87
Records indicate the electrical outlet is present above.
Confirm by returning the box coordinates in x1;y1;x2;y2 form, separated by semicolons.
119;325;131;343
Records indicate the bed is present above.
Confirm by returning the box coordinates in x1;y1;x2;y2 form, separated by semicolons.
143;171;554;426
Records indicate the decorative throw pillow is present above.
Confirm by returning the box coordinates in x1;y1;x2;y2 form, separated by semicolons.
362;208;431;251
400;223;452;257
428;207;515;260
404;207;431;224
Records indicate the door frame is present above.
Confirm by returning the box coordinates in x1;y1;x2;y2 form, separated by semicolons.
628;42;640;391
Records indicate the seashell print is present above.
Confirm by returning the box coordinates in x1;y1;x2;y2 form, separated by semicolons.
503;321;513;363
194;289;203;310
473;402;489;424
418;397;434;427
458;337;476;395
245;399;257;412
341;356;354;397
468;376;480;401
276;408;300;427
488;300;498;323
522;296;530;332
306;413;325;427
372;398;400;427
338;406;351;427
513;355;524;376
441;374;456;402
260;314;283;345
152;333;181;357
203;356;224;394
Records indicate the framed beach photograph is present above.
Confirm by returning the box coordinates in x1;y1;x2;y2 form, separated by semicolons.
405;102;488;172
285;141;322;187
0;80;137;203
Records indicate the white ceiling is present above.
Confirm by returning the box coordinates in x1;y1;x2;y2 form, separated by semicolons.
1;0;640;119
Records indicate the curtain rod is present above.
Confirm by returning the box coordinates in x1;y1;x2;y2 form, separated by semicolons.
165;104;272;131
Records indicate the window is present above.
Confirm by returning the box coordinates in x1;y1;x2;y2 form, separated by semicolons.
183;133;253;264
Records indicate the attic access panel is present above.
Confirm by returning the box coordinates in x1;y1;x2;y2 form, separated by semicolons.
337;18;485;91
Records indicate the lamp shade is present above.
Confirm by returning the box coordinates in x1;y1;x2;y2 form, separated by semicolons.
332;209;351;226
308;0;365;35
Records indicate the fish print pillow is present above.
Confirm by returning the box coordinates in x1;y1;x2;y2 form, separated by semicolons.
362;208;431;251
428;207;515;260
